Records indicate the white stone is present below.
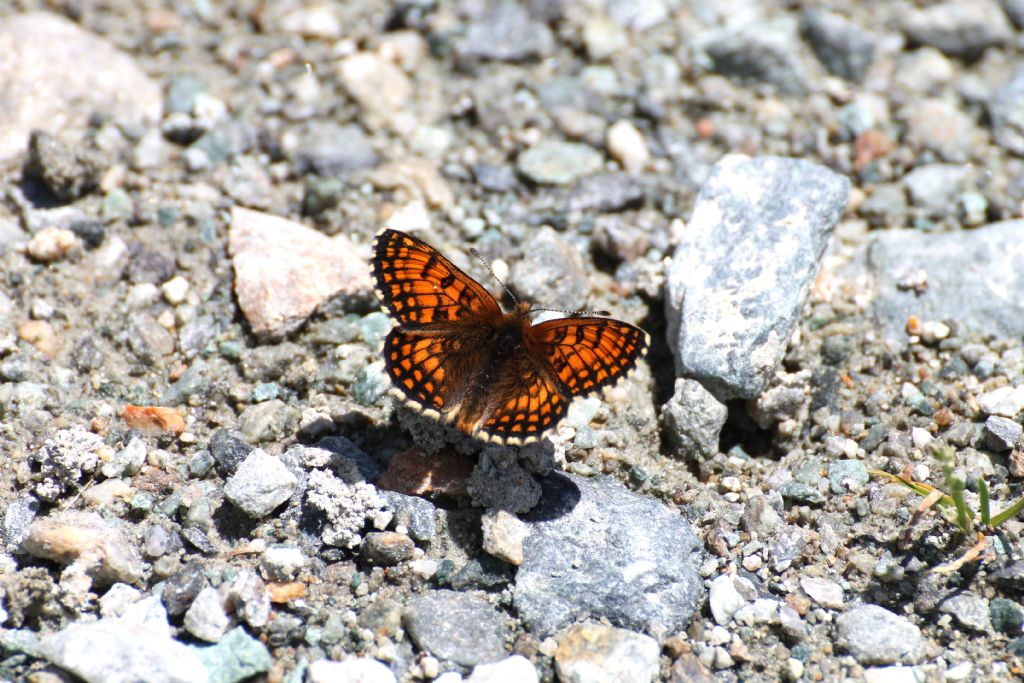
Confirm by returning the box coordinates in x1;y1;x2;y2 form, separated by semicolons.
161;276;190;305
606;120;650;173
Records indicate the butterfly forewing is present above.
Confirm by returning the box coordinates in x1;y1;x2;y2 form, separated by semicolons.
532;318;649;396
372;229;500;328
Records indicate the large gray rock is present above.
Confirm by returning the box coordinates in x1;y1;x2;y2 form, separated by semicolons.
835;604;924;665
403;590;509;669
665;154;850;401
515;473;704;638
858;221;1024;347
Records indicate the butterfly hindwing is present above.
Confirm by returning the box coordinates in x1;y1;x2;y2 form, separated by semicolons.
531;318;649;397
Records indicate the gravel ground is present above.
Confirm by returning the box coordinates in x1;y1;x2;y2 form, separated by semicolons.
2;1;1024;682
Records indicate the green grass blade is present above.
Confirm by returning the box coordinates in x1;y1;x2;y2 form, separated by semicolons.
979;478;991;527
989;495;1024;528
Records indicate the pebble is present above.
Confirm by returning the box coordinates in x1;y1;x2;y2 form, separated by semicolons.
380;490;437;543
568;173;645;213
191;626;272;683
228;206;372;339
858;222;1024;348
17;319;60;357
515;473;704;638
740;495;783;537
984;415;1022;451
267;3;343;39
184;586;234;643
666;154;849;400
307;658;396;683
336;51;411;131
403;590;509;668
360;531;415;566
800;576;845;609
606;120;650;174
162;561;208;616
223;449;298;518
835;604;924;665
978;385;1024;418
517;141;603;185
261;545;307;581
901;98;982;163
902;0;1011;58
480;509;529;566
583;15;629;62
862;666;926;683
294;122;378;175
827;460;869;494
659;379;728;460
0;12;162;161
27;227;78;262
456;2;554;64
508;226;590;312
989;597;1023;634
21;510;144;585
901;164;972;214
466;655;538;683
554;623;660;683
226;570;270;628
24;131;103;201
938;593;991;632
98;583;143;619
209;430;253;477
709;575;747;625
799;9;877;82
368;159;454;210
704;19;808;96
990;66;1024;155
161;276;190;305
38;596;206;683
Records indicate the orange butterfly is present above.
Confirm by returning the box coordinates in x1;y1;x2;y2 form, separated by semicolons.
371;229;648;446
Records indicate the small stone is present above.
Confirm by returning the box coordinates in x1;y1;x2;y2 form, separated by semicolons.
209;430;253;477
740;495;783;537
555;623;660;683
367;158;454;210
508;226;590;312
229;207;372;339
903;0;1011;58
517;141;603;185
990;597;1024;634
984;416;1023;452
583;15;629;62
862;665;923;683
606;120;650;174
660;379;728;460
799;9;876;82
295;122;378;176
456;2;554;64
938;593;991;632
360;531;415;566
21;510;144;585
261;545;307;581
978;385;1024;418
709;575;748;626
161;276;190;305
162;561;207;616
17;320;60;357
902;98;983;163
223;449;298;518
836;604;924;665
481;509;530;566
226;570;271;629
183;586;233;643
380;490;437;542
191;626;272;683
827;460;869;494
337;51;411;131
466;655;539;683
403;590;509;668
568;174;645;213
800;576;844;609
991;66;1024;156
27;227;77;262
99;583;143;619
308;658;396;683
704;19;808;95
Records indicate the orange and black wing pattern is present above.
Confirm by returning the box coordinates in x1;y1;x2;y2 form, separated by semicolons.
476;362;569;445
372;228;501;328
531;317;649;397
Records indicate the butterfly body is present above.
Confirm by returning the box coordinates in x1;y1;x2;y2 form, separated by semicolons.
372;229;648;446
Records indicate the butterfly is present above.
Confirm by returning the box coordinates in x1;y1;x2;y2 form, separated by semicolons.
371;228;649;446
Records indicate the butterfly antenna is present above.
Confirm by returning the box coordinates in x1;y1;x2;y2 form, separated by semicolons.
530;306;611;317
470;247;520;305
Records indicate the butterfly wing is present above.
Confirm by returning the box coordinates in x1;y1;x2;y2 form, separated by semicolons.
372;228;501;328
530;317;649;397
476;354;569;445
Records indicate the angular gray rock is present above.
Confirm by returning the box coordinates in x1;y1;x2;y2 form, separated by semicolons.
403;590;509;669
665;154;850;400
514;473;704;638
835;604;924;665
989;66;1024;156
856;221;1024;347
659;378;728;460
